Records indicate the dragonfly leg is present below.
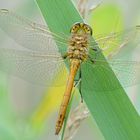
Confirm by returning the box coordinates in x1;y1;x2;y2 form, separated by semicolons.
74;67;83;103
62;53;68;59
88;55;96;64
79;67;83;103
91;48;98;51
74;80;79;86
91;47;102;60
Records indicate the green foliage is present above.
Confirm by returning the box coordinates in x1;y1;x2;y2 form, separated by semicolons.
90;4;123;35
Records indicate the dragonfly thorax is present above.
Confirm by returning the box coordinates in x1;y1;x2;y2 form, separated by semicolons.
68;34;89;61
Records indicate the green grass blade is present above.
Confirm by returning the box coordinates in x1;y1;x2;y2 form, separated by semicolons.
36;0;140;139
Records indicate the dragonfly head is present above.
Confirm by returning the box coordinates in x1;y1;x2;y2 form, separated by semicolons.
70;22;92;36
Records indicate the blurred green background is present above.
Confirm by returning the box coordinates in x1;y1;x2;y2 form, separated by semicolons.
0;0;140;140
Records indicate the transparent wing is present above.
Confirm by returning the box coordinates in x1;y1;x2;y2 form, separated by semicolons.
0;9;68;52
89;26;140;57
0;9;69;86
82;59;140;92
0;48;68;86
108;60;140;87
85;25;140;92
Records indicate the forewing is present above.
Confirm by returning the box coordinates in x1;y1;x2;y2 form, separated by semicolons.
90;26;140;58
83;26;140;92
0;9;68;52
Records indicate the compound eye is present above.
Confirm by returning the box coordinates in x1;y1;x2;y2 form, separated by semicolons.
70;22;80;33
88;27;93;35
84;24;92;35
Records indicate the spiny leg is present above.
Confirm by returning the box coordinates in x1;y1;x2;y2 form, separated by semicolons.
79;67;83;103
88;47;102;63
88;55;96;64
62;53;68;59
74;67;83;103
91;47;102;60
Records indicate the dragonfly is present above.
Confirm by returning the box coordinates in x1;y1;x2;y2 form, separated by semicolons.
0;9;140;135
